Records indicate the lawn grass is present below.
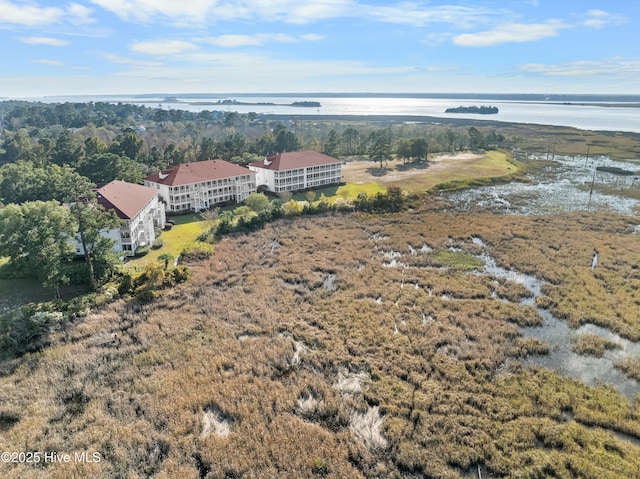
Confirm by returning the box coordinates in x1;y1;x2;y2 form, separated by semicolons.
292;182;387;203
421;150;523;192
342;150;523;193
337;182;386;198
130;219;209;267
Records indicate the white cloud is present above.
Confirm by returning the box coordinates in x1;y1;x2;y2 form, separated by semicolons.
111;50;415;90
0;0;65;26
582;9;626;29
67;3;96;25
201;33;323;47
453;20;567;47
20;36;70;46
520;58;640;77
89;0;354;24
32;59;64;66
301;33;325;41
0;1;94;26
130;39;199;56
88;0;500;28
102;53;163;67
365;4;499;29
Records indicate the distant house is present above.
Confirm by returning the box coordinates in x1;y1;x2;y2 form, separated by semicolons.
144;160;257;212
248;150;342;193
76;180;166;257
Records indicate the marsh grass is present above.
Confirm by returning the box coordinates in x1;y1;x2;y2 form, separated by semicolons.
1;206;639;478
615;355;640;381
429;250;485;270
572;333;622;357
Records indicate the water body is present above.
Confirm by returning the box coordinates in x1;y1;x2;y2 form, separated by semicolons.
481;253;640;401
444;155;640;216
22;94;640;133
444;157;640;400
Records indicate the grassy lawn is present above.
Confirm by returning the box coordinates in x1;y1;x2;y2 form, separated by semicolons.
335;182;386;199
342;150;522;193
129;219;209;268
293;183;387;202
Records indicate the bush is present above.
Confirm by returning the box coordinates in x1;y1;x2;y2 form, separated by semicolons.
2;307;66;355
135;245;150;257
152;237;164;249
134;286;155;303
118;273;133;295
172;266;191;284
181;242;214;262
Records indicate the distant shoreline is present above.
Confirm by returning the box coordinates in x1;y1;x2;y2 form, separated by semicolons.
127;92;640;103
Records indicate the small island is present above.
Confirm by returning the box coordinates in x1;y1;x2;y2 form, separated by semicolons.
291;101;321;108
445;105;499;114
187;99;321;108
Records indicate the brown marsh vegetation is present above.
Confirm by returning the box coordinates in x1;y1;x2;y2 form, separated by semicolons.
1;200;639;478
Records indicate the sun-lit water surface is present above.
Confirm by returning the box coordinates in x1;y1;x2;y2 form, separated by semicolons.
22;94;640;133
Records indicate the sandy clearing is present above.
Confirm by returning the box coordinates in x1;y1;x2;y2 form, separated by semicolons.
342;153;485;185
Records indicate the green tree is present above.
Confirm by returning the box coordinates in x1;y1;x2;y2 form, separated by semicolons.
158;253;175;271
109;127;143;161
51;129;82;167
468;127;485;151
197;137;217;161
444;128;457;153
368;128;393;168
323;129;339;157
0;162;92;205
84;136;108;158
68;185;121;291
0;201;75;297
244;193;271;214
410;138;428;162
341;127;361;155
79;153;144;185
0;129;33;163
273;124;301;153
395;138;413;164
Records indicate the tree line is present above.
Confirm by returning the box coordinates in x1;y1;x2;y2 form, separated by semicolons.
0;100;507;296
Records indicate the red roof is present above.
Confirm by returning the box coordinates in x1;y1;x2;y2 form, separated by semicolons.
96;180;158;220
145;160;255;186
249;150;341;171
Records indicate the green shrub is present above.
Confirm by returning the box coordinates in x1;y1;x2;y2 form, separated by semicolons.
2;307;66;355
134;286;155;303
152;237;164;249
172;266;191;284
118;273;133;296
181;242;214;261
135;245;150;257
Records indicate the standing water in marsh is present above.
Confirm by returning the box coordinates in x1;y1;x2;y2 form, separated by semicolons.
444;155;640;216
480;248;640;401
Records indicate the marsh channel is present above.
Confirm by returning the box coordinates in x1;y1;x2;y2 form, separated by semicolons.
442;154;640;403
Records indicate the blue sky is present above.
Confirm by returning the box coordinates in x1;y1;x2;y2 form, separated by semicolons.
0;0;638;97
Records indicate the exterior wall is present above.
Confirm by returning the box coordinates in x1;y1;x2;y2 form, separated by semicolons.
251;163;342;193
145;174;256;213
248;165;276;192
75;193;166;257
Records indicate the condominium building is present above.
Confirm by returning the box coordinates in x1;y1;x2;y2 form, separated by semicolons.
248;150;342;193
75;180;166;256
144;160;257;212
